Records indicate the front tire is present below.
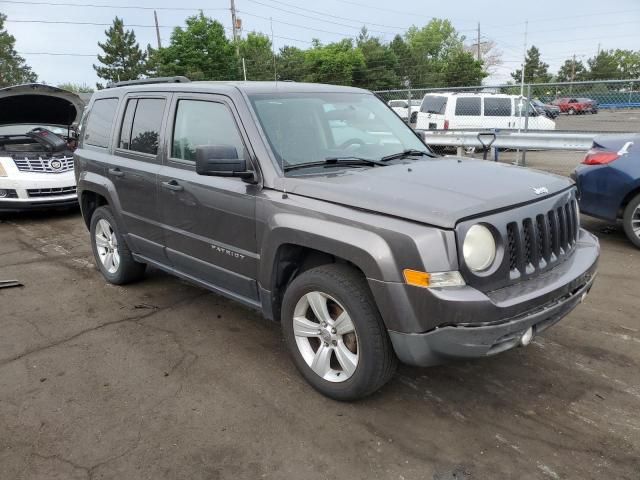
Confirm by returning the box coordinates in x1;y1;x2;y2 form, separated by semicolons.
90;206;146;284
281;264;397;401
568;108;576;115
623;194;640;249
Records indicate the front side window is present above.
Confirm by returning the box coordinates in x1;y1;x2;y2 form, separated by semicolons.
455;97;481;116
171;100;245;162
84;98;118;148
249;92;428;169
119;98;165;155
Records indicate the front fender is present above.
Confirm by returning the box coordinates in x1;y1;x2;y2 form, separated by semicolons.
259;212;398;287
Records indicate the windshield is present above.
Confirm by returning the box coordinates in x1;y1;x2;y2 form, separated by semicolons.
249;92;428;170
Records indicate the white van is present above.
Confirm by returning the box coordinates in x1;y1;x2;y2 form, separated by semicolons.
388;99;421;123
415;93;556;131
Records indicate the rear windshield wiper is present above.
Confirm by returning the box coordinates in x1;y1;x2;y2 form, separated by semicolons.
283;156;387;172
380;149;434;162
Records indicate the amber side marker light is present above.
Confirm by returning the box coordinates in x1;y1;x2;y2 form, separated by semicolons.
403;269;465;288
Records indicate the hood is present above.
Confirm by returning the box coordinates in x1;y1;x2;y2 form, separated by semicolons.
283;157;573;228
0;83;85;127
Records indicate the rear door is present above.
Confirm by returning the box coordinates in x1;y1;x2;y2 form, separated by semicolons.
108;93;170;261
158;93;260;305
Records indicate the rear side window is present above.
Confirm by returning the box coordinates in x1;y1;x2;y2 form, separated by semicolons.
171;100;245;162
484;98;512;117
455;97;481;116
119;98;165;155
84;98;118;148
421;96;447;114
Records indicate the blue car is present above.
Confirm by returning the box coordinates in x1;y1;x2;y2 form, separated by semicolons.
574;134;639;247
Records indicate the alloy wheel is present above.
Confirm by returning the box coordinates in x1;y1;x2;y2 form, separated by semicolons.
632;205;640;239
95;218;120;274
292;291;359;383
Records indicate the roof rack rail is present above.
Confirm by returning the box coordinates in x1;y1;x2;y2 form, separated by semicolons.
106;76;190;89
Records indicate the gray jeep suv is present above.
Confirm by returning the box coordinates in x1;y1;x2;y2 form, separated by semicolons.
75;78;599;400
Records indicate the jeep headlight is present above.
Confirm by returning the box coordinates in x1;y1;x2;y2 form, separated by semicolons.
463;224;496;272
0;162;7;177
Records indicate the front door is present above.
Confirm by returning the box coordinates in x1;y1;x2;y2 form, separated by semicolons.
158;94;260;305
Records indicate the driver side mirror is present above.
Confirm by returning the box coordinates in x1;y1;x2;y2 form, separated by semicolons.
195;145;254;180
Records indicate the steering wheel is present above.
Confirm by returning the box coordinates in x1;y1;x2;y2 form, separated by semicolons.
337;138;366;149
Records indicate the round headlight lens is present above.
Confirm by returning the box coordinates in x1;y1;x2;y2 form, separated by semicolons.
463;224;496;272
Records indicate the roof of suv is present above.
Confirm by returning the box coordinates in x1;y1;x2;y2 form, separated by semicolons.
95;80;370;97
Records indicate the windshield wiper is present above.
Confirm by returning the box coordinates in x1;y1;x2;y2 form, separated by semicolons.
380;149;434;162
283;156;387;172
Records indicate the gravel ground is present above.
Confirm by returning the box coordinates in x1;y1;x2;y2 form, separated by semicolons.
1;170;639;479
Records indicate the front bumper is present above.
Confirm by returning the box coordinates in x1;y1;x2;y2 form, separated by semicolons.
371;228;599;366
0;160;77;212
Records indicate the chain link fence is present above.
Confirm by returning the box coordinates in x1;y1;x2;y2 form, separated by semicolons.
375;79;639;133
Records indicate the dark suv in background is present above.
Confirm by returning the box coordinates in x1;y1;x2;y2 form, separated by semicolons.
75;78;599;400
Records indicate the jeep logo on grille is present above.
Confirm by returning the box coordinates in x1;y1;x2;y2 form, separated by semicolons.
49;159;63;171
532;186;549;195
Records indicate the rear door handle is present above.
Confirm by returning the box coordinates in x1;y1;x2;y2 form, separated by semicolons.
161;180;184;192
109;168;124;177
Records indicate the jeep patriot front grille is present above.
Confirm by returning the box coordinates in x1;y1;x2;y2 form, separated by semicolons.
506;199;579;276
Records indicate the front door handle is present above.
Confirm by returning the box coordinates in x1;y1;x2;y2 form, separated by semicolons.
109;167;124;177
161;180;184;192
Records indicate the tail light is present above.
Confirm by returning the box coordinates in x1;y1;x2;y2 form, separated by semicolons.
582;149;619;165
444;119;449;130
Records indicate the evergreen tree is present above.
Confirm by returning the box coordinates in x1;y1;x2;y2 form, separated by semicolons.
0;13;37;87
354;27;399;90
93;17;147;88
510;46;552;84
277;46;306;82
587;50;621;80
556;58;587;83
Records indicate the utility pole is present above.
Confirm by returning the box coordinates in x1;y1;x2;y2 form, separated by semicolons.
270;17;277;81
153;10;161;49
477;22;481;61
519;20;528;102
570;53;576;93
230;0;240;57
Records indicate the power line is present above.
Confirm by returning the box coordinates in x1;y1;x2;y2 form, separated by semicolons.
0;0;227;11
244;0;408;31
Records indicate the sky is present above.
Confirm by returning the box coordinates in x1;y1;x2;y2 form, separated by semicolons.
2;0;640;87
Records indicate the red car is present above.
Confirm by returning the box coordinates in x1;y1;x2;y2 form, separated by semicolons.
552;97;598;115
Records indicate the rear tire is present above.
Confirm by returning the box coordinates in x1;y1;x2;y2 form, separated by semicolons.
622;194;640;249
90;206;146;284
281;264;397;401
568;108;576;115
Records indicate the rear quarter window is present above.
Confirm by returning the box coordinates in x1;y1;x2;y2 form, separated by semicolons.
455;97;481;116
84;98;118;148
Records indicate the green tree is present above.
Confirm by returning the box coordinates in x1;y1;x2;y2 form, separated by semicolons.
154;13;236;81
57;82;94;93
587;50;620;80
302;39;365;86
612;49;640;79
556;58;587;83
354;27;399;90
441;49;486;87
510;46;552;84
93;17;147;88
277;45;306;82
389;34;411;81
238;32;274;81
0;13;37;87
